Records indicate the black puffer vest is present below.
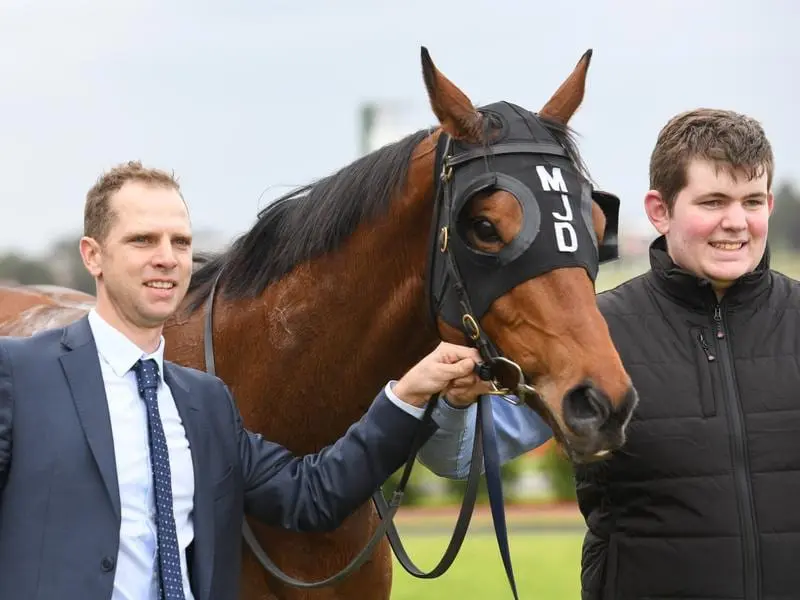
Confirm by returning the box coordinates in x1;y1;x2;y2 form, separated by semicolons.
576;236;800;600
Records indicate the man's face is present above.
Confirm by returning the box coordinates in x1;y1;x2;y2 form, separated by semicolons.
648;158;773;292
82;181;193;331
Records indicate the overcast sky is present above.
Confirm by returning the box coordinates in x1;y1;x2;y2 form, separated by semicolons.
1;0;796;256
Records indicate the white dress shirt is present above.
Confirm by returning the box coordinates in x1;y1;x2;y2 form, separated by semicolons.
88;310;195;600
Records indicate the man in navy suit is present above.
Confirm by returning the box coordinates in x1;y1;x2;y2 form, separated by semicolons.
0;161;489;600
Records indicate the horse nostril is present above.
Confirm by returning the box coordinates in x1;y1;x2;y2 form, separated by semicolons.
563;383;610;434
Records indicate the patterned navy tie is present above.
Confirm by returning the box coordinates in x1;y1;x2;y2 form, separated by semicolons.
133;359;186;600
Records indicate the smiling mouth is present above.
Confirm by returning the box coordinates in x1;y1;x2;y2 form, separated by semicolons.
709;241;747;251
144;281;176;290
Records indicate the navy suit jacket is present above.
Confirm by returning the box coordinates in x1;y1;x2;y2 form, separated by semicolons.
0;316;436;600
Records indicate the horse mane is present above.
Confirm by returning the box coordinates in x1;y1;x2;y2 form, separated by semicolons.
185;113;587;313
185;127;433;311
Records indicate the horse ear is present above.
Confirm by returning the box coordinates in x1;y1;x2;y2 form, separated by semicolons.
539;49;593;125
420;47;482;141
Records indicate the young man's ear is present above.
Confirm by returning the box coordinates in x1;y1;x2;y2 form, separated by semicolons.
644;190;671;235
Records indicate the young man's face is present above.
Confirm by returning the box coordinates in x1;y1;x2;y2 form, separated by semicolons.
646;158;773;294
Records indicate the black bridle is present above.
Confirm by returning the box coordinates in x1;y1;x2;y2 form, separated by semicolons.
420;102;619;415
201;102;620;598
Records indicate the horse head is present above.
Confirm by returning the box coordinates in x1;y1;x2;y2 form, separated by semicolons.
418;47;637;462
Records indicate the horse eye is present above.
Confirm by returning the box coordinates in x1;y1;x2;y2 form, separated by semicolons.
471;218;501;243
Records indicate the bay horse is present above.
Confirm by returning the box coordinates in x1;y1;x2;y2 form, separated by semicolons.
0;48;637;599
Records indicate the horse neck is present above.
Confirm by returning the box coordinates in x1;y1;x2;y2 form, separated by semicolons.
193;138;442;451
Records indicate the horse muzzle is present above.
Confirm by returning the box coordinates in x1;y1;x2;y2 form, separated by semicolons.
561;382;639;462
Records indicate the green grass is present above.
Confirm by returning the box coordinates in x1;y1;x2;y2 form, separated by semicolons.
390;532;583;599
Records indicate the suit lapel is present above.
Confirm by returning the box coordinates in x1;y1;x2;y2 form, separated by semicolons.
58;316;121;520
165;363;215;600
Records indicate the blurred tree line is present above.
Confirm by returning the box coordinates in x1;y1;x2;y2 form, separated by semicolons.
766;181;800;251
0;235;94;292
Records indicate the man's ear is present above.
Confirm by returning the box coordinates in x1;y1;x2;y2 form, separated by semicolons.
644;190;670;235
79;236;103;278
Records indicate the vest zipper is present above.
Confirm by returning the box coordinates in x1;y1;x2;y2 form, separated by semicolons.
697;331;716;362
713;303;760;599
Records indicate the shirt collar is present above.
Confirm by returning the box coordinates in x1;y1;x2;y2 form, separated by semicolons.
87;309;166;381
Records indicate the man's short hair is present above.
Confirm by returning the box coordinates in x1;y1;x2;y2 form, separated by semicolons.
649;108;774;212
84;160;182;242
